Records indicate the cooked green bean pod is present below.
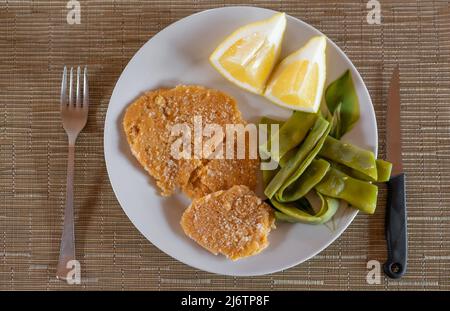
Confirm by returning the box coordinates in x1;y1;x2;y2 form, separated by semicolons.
262;168;279;187
318;136;378;180
277;158;330;202
259;116;283;159
375;159;392;182
325;70;360;139
274;119;331;202
259;117;283;179
315;167;378;214
274;211;298;223
260;111;317;162
271;191;339;224
279;147;297;168
348;159;392;182
259;116;284;126
264;116;330;199
259;116;284;144
332;159;392;182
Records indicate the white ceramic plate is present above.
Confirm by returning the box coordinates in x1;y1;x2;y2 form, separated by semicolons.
104;6;377;276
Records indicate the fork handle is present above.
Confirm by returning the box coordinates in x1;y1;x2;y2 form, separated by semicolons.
56;143;76;280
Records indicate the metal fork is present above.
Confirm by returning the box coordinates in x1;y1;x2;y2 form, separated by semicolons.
56;66;89;280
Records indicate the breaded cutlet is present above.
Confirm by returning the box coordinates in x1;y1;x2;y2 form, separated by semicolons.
123;85;259;197
182;158;259;199
181;185;275;260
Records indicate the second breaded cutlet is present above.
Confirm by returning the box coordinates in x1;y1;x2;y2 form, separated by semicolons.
180;185;275;260
123;85;259;198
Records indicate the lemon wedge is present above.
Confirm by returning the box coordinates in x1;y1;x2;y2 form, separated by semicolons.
264;36;327;113
209;13;287;94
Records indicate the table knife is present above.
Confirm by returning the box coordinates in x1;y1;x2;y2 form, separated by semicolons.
384;64;408;278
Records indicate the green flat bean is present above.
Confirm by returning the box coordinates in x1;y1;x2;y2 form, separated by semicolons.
259;117;283;183
274;211;298;223
325;70;360;139
274;119;331;202
260;111;317;162
277;158;330;202
375;159;392;182
271;191;339;224
279;147;298;168
259;116;283;159
262;168;279;187
259;117;284;126
318;136;378;180
333;159;392;182
315;167;378;214
264;116;330;199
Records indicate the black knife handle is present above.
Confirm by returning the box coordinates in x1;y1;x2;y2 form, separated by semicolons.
384;173;408;278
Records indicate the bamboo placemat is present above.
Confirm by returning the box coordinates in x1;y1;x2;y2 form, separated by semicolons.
0;0;449;290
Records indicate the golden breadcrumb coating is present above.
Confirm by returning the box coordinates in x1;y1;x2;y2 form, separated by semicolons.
180;185;275;260
123;85;259;197
182;158;259;199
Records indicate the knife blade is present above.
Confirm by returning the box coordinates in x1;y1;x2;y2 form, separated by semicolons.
384;64;408;278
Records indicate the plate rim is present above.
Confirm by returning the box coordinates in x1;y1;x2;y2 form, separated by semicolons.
104;6;378;276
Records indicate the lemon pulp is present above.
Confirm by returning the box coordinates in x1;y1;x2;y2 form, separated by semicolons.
270;60;319;108
218;33;276;92
264;36;326;113
209;13;286;94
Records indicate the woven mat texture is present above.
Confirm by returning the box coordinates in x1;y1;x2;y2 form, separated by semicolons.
0;0;449;290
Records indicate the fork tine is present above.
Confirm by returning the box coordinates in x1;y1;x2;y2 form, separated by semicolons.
68;67;74;106
76;66;81;107
83;66;89;109
60;66;67;105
